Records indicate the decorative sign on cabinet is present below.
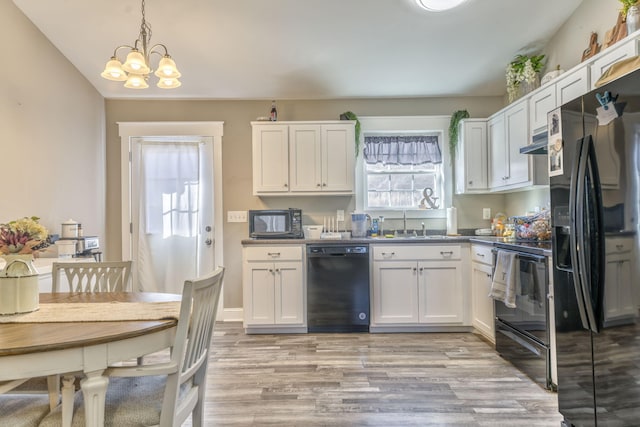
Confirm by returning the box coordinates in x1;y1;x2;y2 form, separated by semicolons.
251;121;355;196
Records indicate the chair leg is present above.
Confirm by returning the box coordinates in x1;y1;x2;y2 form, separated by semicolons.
47;374;61;410
61;375;76;427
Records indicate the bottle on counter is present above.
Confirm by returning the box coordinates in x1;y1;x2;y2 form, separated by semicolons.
270;100;278;121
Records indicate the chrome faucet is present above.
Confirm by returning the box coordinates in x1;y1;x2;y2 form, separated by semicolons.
403;210;407;235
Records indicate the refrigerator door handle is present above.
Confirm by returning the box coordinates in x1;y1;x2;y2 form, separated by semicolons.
585;136;606;332
569;137;592;331
575;136;600;333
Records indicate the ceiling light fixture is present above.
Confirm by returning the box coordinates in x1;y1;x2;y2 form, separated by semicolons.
415;0;469;12
101;0;181;89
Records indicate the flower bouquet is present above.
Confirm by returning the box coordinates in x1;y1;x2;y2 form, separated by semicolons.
506;54;545;102
0;216;49;255
0;217;47;314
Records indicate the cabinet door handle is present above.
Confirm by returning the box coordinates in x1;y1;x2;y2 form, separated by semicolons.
616;244;624;250
412;267;417;272
284;183;288;187
322;183;327;187
486;273;492;278
476;253;485;257
275;268;280;273
440;251;454;257
381;252;395;256
419;267;424;272
317;183;321;187
267;252;281;257
468;180;473;185
268;268;274;273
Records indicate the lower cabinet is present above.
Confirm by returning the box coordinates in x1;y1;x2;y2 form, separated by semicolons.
371;244;469;329
471;244;495;342
603;236;635;325
242;245;305;332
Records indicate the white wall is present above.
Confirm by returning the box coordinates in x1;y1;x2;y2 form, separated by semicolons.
544;0;622;75
0;1;105;242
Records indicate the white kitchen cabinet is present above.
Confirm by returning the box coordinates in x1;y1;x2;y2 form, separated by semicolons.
556;67;589;106
471;244;494;342
529;84;556;138
252;121;355;196
242;245;305;332
603;236;635;326
289;124;355;193
529;68;589;139
590;37;639;89
489;99;530;190
371;244;469;329
252;124;290;194
455;119;488;194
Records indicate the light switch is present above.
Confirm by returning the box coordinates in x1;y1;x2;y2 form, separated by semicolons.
336;210;345;221
482;208;491;220
227;211;247;222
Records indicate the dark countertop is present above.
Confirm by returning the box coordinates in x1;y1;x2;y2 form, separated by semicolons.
242;235;553;257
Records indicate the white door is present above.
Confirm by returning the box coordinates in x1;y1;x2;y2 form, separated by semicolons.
130;136;215;293
119;122;224;297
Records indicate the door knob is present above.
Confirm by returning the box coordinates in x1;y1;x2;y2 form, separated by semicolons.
205;238;212;246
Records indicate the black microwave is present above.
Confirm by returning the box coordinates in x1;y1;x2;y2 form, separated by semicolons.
249;209;304;239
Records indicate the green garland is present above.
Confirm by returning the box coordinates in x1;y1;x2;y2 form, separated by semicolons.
341;111;361;157
448;110;469;164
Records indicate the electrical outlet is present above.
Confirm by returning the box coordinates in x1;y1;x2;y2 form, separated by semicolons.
482;208;491;220
227;210;247;222
336;210;345;221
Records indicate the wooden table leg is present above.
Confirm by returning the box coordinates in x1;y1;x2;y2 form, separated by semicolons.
80;370;108;427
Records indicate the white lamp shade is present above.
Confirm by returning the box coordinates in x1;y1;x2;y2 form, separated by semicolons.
154;56;181;79
101;58;128;81
124;73;149;89
122;50;150;74
157;77;182;89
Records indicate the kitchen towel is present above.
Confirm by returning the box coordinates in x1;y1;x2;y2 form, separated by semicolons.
489;250;517;308
446;207;458;235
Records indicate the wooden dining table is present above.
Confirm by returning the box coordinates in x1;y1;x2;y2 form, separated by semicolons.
0;292;181;427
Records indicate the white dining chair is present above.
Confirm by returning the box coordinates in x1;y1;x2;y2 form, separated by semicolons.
39;266;225;427
0;379;53;427
51;261;132;292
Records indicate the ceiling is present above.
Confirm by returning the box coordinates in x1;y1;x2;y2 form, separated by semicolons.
13;0;583;100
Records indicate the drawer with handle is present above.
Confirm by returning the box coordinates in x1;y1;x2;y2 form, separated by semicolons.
243;245;303;261
471;244;493;265
372;245;461;261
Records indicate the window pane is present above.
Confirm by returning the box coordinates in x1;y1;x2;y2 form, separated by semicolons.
390;191;414;208
367;175;389;191
414;173;435;190
390;174;413;191
368;191;389;207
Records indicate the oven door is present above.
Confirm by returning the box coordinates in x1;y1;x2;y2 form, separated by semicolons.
494;251;549;345
496;319;552;390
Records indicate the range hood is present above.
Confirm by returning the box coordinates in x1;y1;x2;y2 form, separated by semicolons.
520;132;548;155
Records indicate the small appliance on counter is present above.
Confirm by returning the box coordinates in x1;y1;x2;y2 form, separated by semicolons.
248;208;303;239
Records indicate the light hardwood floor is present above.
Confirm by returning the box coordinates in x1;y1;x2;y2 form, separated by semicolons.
195;322;562;426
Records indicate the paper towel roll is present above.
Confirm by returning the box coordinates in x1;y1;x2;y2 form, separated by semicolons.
446;207;458;235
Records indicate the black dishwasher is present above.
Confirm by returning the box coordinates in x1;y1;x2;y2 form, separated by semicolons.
307;244;370;332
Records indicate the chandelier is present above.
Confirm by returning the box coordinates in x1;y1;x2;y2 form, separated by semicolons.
101;0;181;89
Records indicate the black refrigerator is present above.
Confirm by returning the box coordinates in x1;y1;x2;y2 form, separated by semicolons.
551;69;640;427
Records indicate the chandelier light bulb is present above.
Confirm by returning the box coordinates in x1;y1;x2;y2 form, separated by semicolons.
157;77;182;89
122;49;150;75
124;73;149;89
154;56;181;79
101;57;128;81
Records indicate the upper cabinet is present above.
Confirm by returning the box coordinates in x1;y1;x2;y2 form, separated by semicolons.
489;99;535;190
455;119;488;194
252;121;355;196
590;37;639;89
